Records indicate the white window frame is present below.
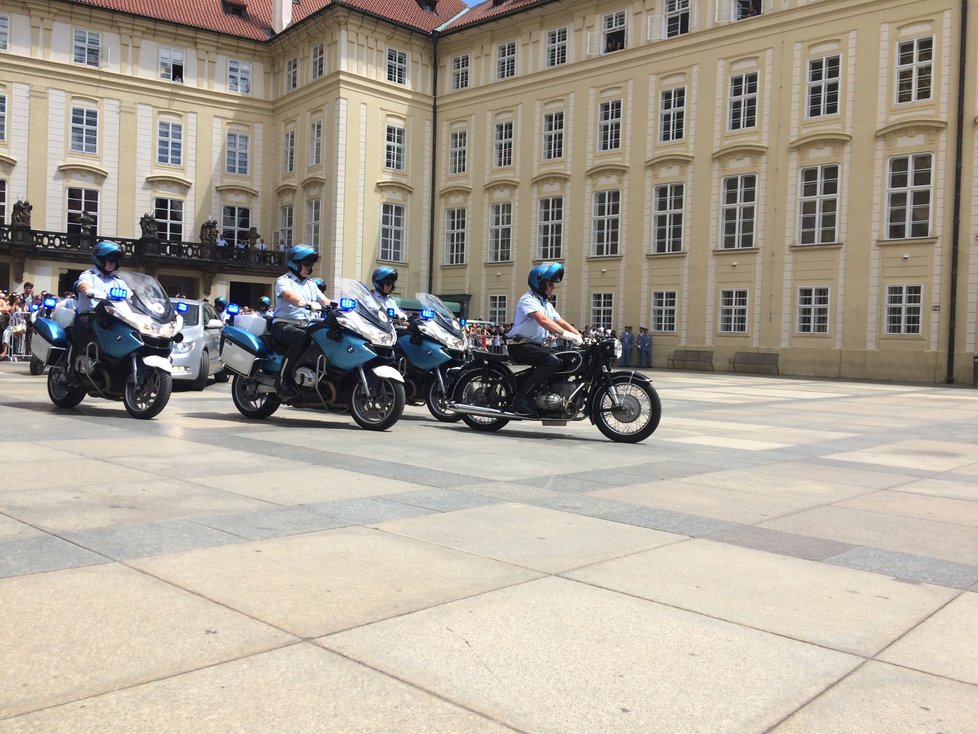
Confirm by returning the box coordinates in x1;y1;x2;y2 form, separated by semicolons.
719;289;749;333
228;60;252;95
305;198;321;246
591;292;614;331
67;187;99;234
0;94;6;142
488;202;512;263
451;54;469;90
885;284;923;335
488;295;508;325
659;87;686;142
0;179;6;224
285;57;298;92
538;196;564;260
70;106;98;155
494;121;513;168
225;132;249;175
665;0;691;38
449;130;467;174
309;120;322;166
311;43;325;80
160;47;184;83
729;71;758;131
546;27;568;67
0;15;8;51
496;42;516;80
73;29;101;67
798;164;839;245
651;291;677;333
283;130;295;173
721;173;756;249
280;205;294;247
385;124;405;171
157;121;183;166
602;11;626;52
387;48;408;85
154;197;184;241
445;208;467;265
887;153;932;239
652;182;684;254
222;205;250;247
598;99;622;152
807;55;840;118
380;202;405;261
896;37;933;104
797;286;830;334
543;111;564;160
592;189;621;257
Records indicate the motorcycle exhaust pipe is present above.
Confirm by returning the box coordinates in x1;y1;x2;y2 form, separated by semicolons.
448;402;527;420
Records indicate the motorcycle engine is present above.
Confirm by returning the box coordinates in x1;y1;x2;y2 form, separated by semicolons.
294;366;317;388
534;381;576;413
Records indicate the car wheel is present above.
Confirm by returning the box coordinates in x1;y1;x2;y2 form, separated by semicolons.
189;351;209;391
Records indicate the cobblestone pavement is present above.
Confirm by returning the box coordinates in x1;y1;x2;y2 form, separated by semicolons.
1;362;976;732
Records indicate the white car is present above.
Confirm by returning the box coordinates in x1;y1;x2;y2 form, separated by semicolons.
170;299;228;390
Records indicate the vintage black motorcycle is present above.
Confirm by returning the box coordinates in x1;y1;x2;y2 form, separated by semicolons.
449;334;661;443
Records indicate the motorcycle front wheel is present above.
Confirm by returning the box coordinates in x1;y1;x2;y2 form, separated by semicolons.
47;363;86;408
231;374;281;419
426;377;462;422
124;366;172;419
350;377;405;431
453;370;511;432
593;379;662;443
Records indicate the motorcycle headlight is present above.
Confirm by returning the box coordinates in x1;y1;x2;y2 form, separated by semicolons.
172;340;195;354
158;320;180;338
613;338;623;359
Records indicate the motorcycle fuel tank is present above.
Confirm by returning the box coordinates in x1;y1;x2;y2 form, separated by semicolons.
397;334;451;370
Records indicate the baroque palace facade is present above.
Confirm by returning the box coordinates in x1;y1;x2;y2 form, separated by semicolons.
1;0;977;383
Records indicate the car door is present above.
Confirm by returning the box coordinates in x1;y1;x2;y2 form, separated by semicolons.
202;303;222;371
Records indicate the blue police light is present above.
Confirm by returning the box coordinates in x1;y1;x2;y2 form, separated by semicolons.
339;297;356;311
459;318;467;326
30;303;40;312
387;307;396;318
176;302;189;313
420;308;435;320
226;303;240;315
43;296;59;309
108;287;128;301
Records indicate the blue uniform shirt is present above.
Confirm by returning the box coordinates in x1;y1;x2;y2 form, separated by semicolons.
273;272;323;322
76;267;128;313
507;290;561;344
373;290;407;320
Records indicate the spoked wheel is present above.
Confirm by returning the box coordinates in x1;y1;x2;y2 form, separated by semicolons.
231;374;281;419
47;363;86;409
350;377;405;430
426;377;462;422
123;366;172;419
593;379;662;443
454;371;512;432
30;356;46;375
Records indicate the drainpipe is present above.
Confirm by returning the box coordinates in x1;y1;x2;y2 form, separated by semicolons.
427;36;439;293
947;0;968;383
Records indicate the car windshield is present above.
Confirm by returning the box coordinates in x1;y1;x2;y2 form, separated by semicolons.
176;303;201;327
118;271;175;322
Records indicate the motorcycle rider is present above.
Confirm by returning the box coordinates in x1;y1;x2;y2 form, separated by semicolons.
370;266;408;325
506;263;582;415
214;296;230;324
256;296;272;318
73;241;128;349
272;245;331;398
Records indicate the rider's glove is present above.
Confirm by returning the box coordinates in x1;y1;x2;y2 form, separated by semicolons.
562;330;583;346
306;301;323;312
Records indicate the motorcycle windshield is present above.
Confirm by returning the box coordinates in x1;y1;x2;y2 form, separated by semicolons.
415;293;463;338
335;278;393;334
118;271;176;322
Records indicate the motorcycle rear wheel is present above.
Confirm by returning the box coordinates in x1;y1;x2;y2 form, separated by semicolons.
231;374;281;419
426;378;462;422
47;363;86;408
454;371;511;432
593;379;661;443
350;377;405;430
124;366;172;419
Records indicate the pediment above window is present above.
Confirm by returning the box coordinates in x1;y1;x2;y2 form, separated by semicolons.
377;180;414;194
875;118;946;140
215;183;259;197
531;171;571;186
645;153;693;169
585;163;629;178
58;161;109;179
0;152;17;169
300;175;325;189
484;178;519;193
712;143;768;161
275;183;297;196
146;173;193;190
789;131;852;150
439;185;472;198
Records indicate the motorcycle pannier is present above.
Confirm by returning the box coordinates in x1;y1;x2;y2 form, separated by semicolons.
220;325;267;377
31;317;70;366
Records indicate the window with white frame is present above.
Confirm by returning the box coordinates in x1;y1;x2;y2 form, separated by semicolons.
896;37;933;104
283;130;295;173
592;190;621;256
488;295;508;324
309;120;322;166
488;202;512;262
154;197;183;241
494;121;513;168
305;198;321;246
798;164;839;245
497;41;516;80
0;15;8;51
807;55;840;117
449;130;467;174
0;179;6;223
311;43;325;79
602;11;626;52
451;54;469;90
652;291;677;332
721;173;756;249
67;188;99;234
666;0;691;38
887;153;932;239
157;121;183;165
719;289;748;332
226;132;249;175
228;60;252;94
445;208;467;265
598;99;622;152
222;205;250;247
380;203;405;261
73;29;100;67
0;94;6;142
797;286;830;334
160;47;184;82
591;292;614;331
659;87;686;142
729;71;758;131
543;111;564;160
652;182;684;253
385;124;405;171
387;48;407;85
546;27;567;67
70;106;98;154
280;205;294;247
885;284;922;334
285;57;298;92
538;196;564;260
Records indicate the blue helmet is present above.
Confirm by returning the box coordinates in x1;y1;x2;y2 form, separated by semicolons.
528;262;564;296
258;296;272;308
372;266;397;292
312;277;327;293
92;241;124;274
286;245;318;277
214;296;228;312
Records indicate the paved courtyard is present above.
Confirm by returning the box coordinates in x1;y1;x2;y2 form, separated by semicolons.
0;362;977;732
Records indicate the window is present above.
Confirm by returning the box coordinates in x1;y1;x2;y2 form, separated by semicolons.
721;173;756;249
309;120;322;166
387;48;407;85
538;196;564;259
729;72;758;131
489;295;508;325
659;87;686;142
494;122;513;168
385;125;405;171
592;190;621;256
652;291;677;332
66;188;99;234
719;289;748;333
807;55;840;117
280;205;294;247
488;202;512;262
598;100;622;152
543;112;564;160
449;130;467;174
380;203;405;261
0;15;8;51
887;154;932;239
159;47;184;82
225;132;249;175
154;198;184;241
70;107;98;154
73;29;100;67
897;37;933;103
546;28;567;67
799;164;839;245
0;179;6;223
591;293;614;331
735;0;762;19
451;54;469;90
497;42;516;80
222;205;250;247
283;130;295;173
666;0;691;38
311;43;325;79
797;286;829;334
228;60;251;94
652;182;684;253
885;284;922;335
305;198;321;246
603;11;626;52
0;94;6;142
285;57;298;92
445;208;467;265
157;121;183;165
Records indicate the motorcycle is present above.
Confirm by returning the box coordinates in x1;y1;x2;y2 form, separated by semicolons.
30;272;182;419
394;292;468;422
448;334;662;443
219;278;406;430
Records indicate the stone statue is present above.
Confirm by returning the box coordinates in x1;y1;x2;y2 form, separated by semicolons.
199;218;218;246
247;226;260;246
11;200;32;226
139;212;158;238
79;211;96;236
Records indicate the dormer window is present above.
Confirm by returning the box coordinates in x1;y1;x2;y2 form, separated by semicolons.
224;0;247;17
417;0;436;11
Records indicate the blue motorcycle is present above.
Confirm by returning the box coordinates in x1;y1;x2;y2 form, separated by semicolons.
219;278;406;430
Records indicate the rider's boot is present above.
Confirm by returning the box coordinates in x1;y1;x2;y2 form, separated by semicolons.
513;394;533;415
275;359;298;400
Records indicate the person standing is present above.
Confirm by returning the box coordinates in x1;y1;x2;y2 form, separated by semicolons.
619;325;634;367
636;327;652;368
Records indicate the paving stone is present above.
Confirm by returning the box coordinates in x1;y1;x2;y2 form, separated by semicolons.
608;506;735;537
304;497;437;524
194;507;353;540
379;489;502;513
826;546;978;589
711;525;855;561
0;535;107;578
62;519;241;560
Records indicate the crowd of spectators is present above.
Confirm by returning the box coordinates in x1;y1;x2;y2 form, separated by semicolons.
1;284;77;361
